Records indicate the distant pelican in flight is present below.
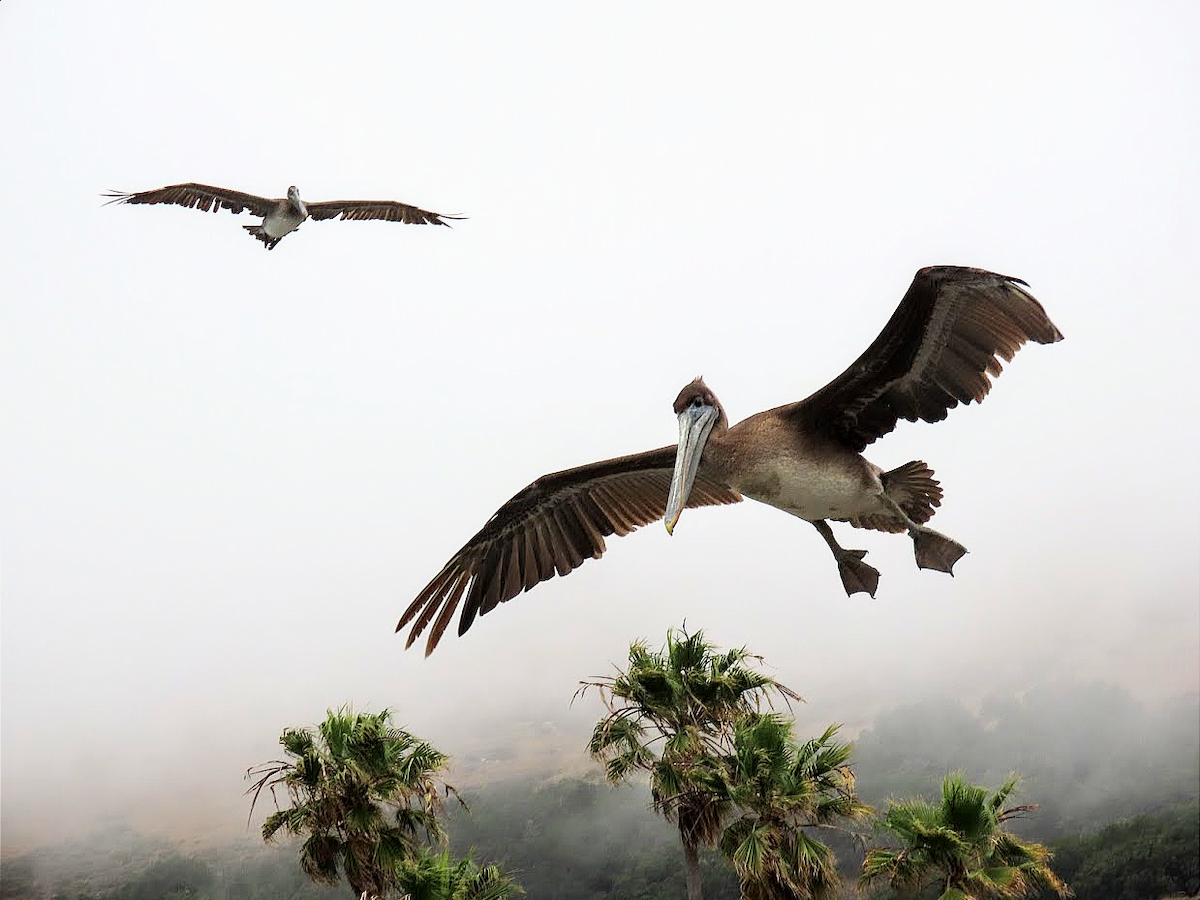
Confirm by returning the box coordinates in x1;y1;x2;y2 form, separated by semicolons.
103;183;463;249
398;266;1064;655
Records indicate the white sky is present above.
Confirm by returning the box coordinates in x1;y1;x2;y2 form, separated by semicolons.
2;0;1197;848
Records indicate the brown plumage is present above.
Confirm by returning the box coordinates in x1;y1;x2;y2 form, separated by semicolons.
103;183;463;249
306;200;455;226
785;266;1063;451
844;461;943;533
398;448;741;654
400;265;1063;655
103;183;277;217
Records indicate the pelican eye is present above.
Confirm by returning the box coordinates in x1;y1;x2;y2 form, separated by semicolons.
691;396;705;408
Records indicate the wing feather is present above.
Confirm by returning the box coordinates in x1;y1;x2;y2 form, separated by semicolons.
305;199;464;226
102;183;277;218
784;266;1063;451
501;540;524;605
410;574;457;647
592;484;636;535
427;574;471;651
529;519;558;581
518;529;541;592
397;447;742;655
544;513;576;577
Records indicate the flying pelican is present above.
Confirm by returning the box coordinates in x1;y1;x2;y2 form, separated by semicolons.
103;183;462;249
398;266;1063;655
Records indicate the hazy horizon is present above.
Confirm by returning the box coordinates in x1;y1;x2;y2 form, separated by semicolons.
1;673;1195;856
3;0;1197;855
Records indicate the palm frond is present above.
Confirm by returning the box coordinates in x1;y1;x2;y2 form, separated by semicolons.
281;727;316;757
975;865;1020;891
395;804;447;844
604;747;654;783
940;773;993;841
864;774;1066;900
582;626;854;900
989;775;1021;813
372;828;415;870
246;705;460;898
261;806;311;841
464;866;526;900
587;714;648;759
728;820;769;876
299;833;342;886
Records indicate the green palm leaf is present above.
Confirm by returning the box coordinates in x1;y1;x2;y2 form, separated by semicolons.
862;775;1071;899
245;705;479;898
582;626;804;900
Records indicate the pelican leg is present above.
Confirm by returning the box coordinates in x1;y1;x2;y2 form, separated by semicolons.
811;520;880;598
878;495;968;574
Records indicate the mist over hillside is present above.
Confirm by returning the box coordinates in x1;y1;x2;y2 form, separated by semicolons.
853;682;1200;834
4;677;1195;900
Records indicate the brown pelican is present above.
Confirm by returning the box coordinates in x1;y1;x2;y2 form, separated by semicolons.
398;266;1063;655
103;183;462;249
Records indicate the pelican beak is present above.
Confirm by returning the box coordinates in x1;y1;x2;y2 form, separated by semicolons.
288;186;308;217
665;403;718;535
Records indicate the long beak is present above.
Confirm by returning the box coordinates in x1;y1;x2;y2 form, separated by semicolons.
665;405;717;535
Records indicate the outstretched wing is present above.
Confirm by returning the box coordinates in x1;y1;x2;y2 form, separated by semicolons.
784;266;1063;452
398;447;741;655
102;183;277;218
305;199;464;226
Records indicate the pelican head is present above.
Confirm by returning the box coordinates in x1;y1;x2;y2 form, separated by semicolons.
665;377;724;535
286;185;308;216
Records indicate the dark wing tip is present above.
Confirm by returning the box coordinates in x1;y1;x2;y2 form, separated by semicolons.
999;274;1064;344
921;265;1062;344
916;264;1028;287
395;600;424;635
306;202;466;227
789;264;1063;450
397;451;741;657
417;209;465;228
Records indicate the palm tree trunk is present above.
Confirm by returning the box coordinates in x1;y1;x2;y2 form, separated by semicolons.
681;837;704;900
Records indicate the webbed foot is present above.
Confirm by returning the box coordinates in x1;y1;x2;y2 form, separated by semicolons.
836;549;881;598
912;529;968;574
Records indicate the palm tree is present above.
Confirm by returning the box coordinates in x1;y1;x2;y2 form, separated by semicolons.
716;714;869;900
861;774;1071;900
247;706;454;898
392;848;523;900
581;626;800;900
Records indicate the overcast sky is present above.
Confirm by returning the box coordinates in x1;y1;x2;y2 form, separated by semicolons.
2;1;1197;849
